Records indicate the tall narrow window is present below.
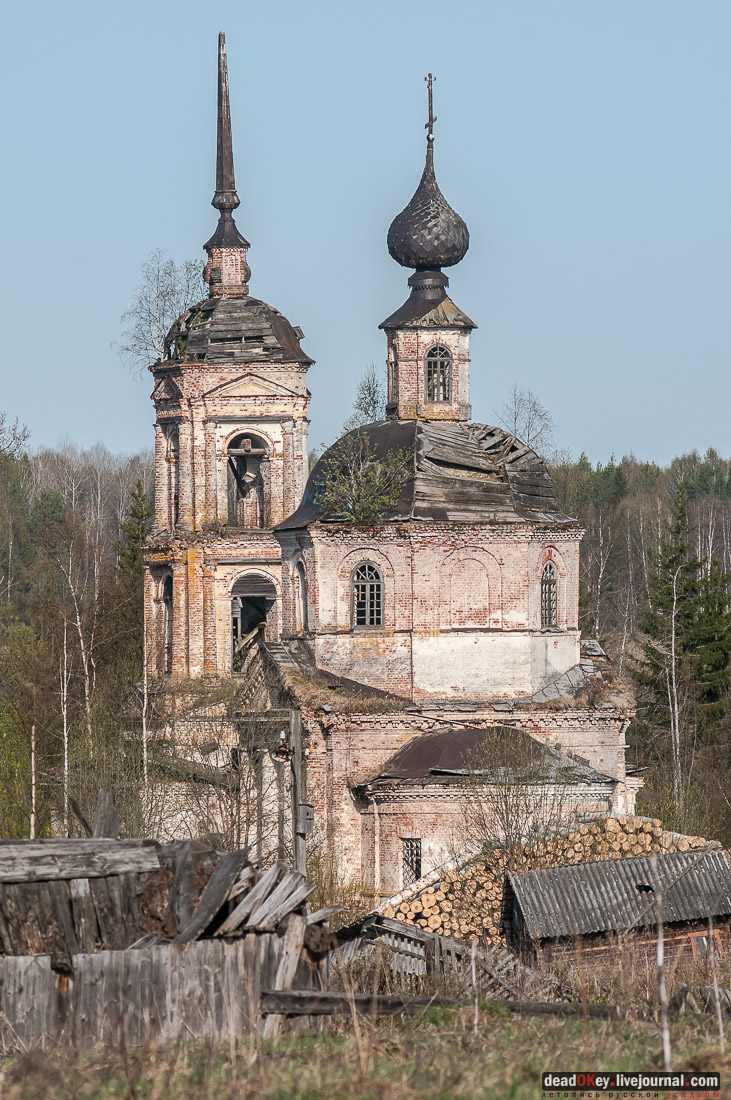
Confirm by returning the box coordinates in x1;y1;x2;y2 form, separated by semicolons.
297;562;309;632
425;344;452;403
166;428;179;528
351;562;383;627
541;561;558;628
387;342;399;404
402;838;422;886
162;574;173;674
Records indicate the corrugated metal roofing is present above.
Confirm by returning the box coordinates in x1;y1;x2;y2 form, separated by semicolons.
508;849;731;940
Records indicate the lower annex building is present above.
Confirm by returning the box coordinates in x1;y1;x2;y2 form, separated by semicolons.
143;38;638;898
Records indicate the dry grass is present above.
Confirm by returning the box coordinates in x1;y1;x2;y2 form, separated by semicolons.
1;1009;728;1100
282;666;409;715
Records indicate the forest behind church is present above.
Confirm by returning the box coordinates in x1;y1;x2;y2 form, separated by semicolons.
1;407;730;847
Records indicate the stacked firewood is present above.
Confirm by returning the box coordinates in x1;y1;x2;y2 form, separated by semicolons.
382;817;712;943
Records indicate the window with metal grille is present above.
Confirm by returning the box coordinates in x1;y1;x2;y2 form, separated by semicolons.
402;838;422;886
425;344;452;402
541;561;558;628
351;562;383;627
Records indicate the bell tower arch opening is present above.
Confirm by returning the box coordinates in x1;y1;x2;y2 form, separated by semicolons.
226;431;269;528
231;571;278;668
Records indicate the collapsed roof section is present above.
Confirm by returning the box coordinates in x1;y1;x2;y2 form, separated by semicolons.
277;420;576;529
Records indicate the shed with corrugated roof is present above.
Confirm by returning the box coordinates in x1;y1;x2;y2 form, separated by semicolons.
501;849;731;961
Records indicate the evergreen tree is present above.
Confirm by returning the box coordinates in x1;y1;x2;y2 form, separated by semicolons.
105;479;153;666
636;486;731;808
117;479;153;578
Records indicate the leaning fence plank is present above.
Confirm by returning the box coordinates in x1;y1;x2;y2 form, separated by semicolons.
262;914;307;1040
215;861;286;936
174;849;250;945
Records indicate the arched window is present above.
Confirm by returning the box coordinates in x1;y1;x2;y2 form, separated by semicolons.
297;562;308;632
351;562;383;627
162;574;173;674
227;432;268;528
425;344;452;403
541;561;558;629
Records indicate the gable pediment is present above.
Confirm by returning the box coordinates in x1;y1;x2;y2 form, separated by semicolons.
203;372;298;400
151;376;182;402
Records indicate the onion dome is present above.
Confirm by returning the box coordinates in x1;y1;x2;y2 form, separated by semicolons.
387;141;470;270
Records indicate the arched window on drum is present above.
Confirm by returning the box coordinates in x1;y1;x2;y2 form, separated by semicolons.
425;344;452;403
351;562;383;628
541;561;558;629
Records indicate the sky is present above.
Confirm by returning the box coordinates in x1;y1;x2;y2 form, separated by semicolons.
1;0;730;466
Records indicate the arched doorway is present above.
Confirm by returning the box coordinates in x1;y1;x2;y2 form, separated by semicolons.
227;432;268;528
231;572;278;667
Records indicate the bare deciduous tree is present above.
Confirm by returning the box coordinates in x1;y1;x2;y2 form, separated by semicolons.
496;385;554;456
457;728;583;871
316;432;411;525
115;250;205;374
0;413;30;459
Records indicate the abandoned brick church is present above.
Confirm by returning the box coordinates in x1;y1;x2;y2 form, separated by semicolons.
143;36;638;898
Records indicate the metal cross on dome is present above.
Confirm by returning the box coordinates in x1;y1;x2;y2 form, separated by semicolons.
425;72;437;142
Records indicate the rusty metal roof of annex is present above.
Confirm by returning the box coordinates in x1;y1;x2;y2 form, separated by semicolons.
507;849;731;940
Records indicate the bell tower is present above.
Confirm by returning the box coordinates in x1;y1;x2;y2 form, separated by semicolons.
380;74;475;423
144;33;314;678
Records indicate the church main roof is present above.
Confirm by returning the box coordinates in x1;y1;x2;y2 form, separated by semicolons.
276;419;576;528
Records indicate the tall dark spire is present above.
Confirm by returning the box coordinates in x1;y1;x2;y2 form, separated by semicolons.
204;32;249;251
386;74;469;271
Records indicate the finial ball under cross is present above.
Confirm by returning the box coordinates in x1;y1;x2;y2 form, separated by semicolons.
425;73;437;142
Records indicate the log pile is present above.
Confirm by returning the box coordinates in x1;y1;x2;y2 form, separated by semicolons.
382;817;713;944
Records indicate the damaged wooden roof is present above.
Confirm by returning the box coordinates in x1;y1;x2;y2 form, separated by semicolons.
162;295;313;367
506;849;731;940
277;420;577;529
362;726;615;791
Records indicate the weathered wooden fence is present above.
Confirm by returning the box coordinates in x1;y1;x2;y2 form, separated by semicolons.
0;931;328;1051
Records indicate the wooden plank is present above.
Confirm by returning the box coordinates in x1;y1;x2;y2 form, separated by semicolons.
246;872;316;932
89;876;126;950
306;904;343;925
261;914;307;1040
162;839;217;935
69;877;101;954
214;861;285;936
261;990;454;1017
92;790;120;839
174;849;250;944
48;880;80;958
0;840;161;883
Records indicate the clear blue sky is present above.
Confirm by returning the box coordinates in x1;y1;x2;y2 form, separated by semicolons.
2;0;730;465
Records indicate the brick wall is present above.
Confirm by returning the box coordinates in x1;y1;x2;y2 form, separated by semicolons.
278;523;582;699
